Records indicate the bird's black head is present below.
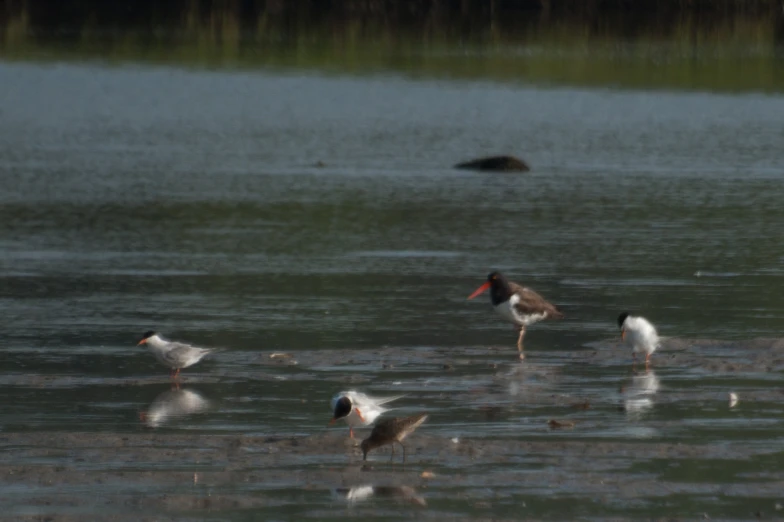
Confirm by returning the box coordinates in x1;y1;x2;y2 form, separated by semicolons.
617;312;630;329
468;271;512;303
332;397;352;420
142;330;156;340
488;271;513;303
487;271;503;283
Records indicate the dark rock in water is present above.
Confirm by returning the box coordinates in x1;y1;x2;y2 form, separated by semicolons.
455;155;530;172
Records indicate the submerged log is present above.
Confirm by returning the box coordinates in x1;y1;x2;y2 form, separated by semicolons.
454;155;530;172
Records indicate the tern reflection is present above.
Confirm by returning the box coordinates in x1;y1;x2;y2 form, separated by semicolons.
333;485;426;507
140;387;210;428
622;370;660;416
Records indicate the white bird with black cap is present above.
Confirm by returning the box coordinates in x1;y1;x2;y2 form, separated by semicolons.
330;390;405;439
617;313;659;369
137;331;212;378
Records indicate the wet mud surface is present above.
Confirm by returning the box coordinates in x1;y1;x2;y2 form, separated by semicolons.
2;338;784;520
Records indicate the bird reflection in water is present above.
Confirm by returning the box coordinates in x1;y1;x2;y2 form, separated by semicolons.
140;387;210;428
622;370;660;417
332;485;426;507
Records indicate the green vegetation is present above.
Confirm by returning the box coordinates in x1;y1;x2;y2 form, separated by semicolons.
1;0;783;92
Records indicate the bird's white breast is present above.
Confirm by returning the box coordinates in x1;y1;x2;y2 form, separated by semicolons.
493;294;546;326
623;316;659;355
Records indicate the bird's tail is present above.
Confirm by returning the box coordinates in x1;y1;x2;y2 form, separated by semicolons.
375;394;408;406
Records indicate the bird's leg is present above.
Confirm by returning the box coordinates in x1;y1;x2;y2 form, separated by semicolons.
645;353;651;371
389;443;395;462
349;427;355;439
174;368;181;379
632;352;637;371
517;326;526;360
401;442;407;464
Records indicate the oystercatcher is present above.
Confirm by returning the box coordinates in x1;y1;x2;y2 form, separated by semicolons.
468;271;564;359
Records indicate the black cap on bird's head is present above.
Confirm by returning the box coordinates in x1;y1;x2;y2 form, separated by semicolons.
332;396;353;421
617;312;630;329
468;271;510;300
137;330;157;346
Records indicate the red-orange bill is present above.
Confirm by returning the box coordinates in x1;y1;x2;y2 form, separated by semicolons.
467;281;491;300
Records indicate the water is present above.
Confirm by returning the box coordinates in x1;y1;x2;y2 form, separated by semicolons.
2;9;784;520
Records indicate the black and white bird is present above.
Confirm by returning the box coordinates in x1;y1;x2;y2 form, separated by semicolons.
468;271;564;359
330;390;405;439
137;331;212;378
617;312;659;369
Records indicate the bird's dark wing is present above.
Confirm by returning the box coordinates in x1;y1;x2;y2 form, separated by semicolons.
509;282;564;319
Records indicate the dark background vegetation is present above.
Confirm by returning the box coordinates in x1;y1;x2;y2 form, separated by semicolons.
2;0;784;43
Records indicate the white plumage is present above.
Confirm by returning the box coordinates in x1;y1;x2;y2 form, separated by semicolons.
494;294;548;326
618;313;659;367
330;390;405;437
138;332;212;376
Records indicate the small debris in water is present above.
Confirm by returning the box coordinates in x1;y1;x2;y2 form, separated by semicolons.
570;400;591;410
420;471;435;479
442;363;454;371
451;437;459;444
193;473;198;484
382;363;394;369
269;353;292;359
729;392;739;408
548;419;575;429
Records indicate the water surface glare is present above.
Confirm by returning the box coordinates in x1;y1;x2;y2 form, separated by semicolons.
0;59;783;519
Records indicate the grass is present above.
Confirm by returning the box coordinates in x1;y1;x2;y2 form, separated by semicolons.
1;2;783;92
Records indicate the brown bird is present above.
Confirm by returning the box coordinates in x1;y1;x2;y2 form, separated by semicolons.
360;413;428;463
468;271;564;359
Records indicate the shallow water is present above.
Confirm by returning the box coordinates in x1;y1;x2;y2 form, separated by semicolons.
2;11;784;519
